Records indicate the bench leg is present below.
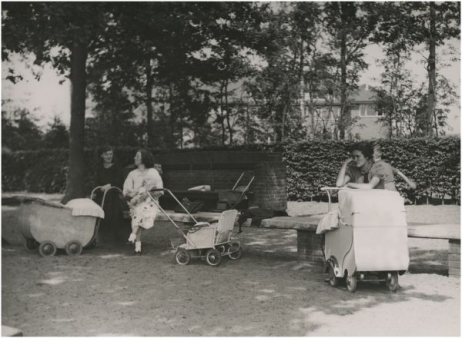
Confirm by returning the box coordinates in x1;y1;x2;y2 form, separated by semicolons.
297;230;325;270
448;239;460;278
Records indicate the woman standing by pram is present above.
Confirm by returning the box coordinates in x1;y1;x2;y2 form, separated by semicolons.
123;149;163;255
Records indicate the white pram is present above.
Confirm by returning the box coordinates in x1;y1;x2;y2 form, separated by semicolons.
320;188;410;292
148;189;241;267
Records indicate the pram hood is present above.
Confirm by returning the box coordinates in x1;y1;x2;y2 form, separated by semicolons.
338;189;406;228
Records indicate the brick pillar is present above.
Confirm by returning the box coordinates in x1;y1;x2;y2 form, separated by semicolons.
252;154;287;211
448;239;460;277
297;230;325;269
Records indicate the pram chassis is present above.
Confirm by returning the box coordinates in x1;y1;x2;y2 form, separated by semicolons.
147;188;242;267
321;187;408;292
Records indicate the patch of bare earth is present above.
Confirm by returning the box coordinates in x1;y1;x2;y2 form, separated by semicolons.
1;201;460;336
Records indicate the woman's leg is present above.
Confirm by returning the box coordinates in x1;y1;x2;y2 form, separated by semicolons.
135;227;142;253
128;224;139;243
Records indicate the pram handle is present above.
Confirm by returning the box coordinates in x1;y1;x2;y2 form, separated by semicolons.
321;187;348;212
146;188;200;224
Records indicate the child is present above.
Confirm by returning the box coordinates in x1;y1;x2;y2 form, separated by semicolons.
372;144;417;190
127;176;157;243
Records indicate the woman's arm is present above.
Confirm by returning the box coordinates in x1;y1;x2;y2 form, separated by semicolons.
346;176;380;189
147;169;164;198
393;168;417;189
123;171;137;198
336;158;353;187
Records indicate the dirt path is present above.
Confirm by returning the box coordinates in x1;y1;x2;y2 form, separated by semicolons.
2;202;460;336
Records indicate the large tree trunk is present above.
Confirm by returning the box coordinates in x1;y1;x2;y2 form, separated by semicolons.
146;58;154;147
61;41;88;204
426;1;436;137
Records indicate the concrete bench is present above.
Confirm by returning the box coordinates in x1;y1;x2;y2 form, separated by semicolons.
260;215;460;277
407;222;460;277
2;326;23;336
156;210;222;224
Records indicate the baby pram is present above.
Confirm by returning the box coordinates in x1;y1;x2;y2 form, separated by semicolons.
148;188;242;267
319;188;409;292
215;172;254;211
18;195;105;257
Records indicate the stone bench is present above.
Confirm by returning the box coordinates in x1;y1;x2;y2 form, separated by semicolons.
2;326;23;336
407;222;460;277
260;216;461;277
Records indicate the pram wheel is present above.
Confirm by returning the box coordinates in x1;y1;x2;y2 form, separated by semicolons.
386;272;399;292
328;266;339;287
175;248;191;265
206;249;222;267
65;240;83;256
39;241;57;257
228;242;242;260
24;238;39;253
346;275;357;293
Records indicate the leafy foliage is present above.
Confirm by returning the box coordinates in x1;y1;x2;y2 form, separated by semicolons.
3;137;459;205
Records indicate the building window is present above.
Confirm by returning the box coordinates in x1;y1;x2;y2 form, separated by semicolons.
351;104;360;116
357;104;381;117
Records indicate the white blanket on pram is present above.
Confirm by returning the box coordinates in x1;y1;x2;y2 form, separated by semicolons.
316;209;339;234
65;198;105;218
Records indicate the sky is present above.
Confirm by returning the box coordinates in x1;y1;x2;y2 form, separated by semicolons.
2;39;461;134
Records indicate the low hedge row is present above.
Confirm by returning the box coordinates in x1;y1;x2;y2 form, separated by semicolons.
2;137;460;204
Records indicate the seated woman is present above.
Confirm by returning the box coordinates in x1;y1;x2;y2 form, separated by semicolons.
123;149;163;255
336;141;374;187
345;143;416;191
94;145;128;244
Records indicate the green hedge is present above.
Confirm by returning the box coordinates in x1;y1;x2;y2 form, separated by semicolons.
2;137;460;204
282;137;461;204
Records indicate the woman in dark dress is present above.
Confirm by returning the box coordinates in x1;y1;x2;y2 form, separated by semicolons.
94;145;129;245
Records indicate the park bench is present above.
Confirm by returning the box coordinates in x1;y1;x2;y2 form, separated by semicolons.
2;325;23;336
259;215;460;277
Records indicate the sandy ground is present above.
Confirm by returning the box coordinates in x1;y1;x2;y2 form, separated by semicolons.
1;200;460;336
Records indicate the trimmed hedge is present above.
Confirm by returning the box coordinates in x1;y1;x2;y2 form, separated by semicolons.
2;137;460;204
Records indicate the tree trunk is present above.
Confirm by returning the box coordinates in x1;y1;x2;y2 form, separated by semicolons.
225;79;233;144
169;84;175;150
146;58;154;147
61;41;88;204
299;40;305;123
339;27;348;140
219;84;226;145
426;1;436;137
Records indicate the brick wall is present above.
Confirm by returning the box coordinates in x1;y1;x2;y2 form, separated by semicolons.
157;151;287;211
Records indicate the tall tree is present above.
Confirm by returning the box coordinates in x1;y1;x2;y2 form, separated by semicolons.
324;2;377;139
372;2;460;136
2;2;115;203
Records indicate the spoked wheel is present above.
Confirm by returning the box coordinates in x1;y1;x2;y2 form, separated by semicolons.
386;272;399;292
24;238;39;253
206;248;222;267
346;274;357;293
175;248;191;265
228;242;242;260
328;265;339;287
38;241;57;257
65;241;83;256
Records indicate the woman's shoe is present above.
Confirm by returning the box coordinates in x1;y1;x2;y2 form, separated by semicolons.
133;250;142;256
